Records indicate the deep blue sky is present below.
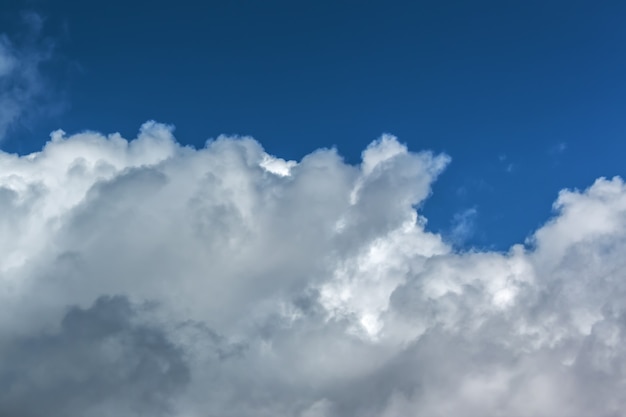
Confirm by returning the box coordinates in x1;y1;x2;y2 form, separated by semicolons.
2;0;626;250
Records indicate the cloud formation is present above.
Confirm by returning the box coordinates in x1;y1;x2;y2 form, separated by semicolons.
0;295;190;417
1;122;626;416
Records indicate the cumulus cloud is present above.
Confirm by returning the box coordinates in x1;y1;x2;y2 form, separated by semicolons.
0;295;190;417
1;122;626;416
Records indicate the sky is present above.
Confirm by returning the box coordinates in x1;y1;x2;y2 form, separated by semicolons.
1;1;626;416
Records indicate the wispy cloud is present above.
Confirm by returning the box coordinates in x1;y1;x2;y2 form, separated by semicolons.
448;207;478;245
498;153;515;173
550;141;568;154
0;12;56;142
1;123;626;416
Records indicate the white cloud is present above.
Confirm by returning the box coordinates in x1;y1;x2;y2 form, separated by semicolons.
1;122;626;416
260;153;297;176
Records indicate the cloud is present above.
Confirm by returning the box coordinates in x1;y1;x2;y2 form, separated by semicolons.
447;207;478;245
549;142;568;154
0;295;190;417
0;12;56;141
1;122;626;416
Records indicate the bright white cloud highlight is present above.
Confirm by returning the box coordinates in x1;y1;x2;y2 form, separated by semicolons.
1;122;626;416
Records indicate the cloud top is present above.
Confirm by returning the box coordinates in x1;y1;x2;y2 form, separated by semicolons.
1;122;626;416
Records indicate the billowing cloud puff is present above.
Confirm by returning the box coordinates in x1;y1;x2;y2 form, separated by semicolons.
1;122;626;416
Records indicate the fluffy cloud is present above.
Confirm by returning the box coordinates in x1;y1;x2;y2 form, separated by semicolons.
1;122;626;416
0;295;190;417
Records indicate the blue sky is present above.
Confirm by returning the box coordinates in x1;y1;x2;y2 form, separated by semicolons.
4;2;626;416
2;1;626;250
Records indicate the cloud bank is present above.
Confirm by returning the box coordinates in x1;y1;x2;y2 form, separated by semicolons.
1;122;626;416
